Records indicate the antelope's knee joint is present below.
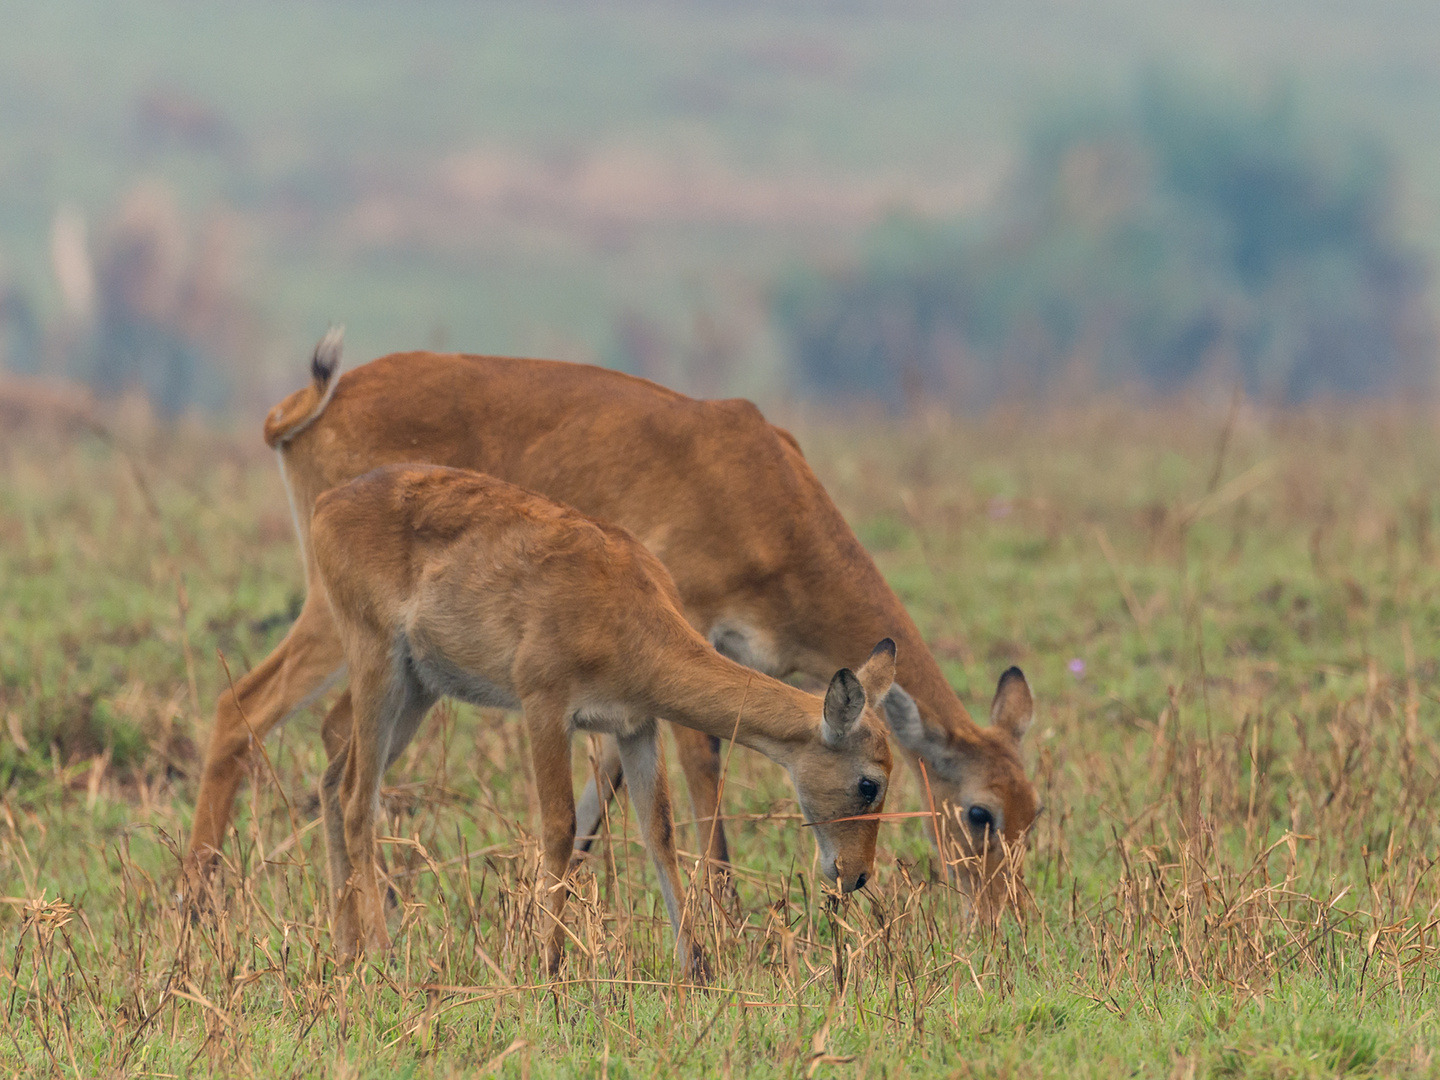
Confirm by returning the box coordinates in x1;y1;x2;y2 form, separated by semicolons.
320;752;348;796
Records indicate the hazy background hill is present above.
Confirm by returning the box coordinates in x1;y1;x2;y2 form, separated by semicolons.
3;0;1440;411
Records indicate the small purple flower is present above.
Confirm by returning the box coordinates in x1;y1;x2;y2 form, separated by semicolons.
1068;658;1086;680
988;497;1013;520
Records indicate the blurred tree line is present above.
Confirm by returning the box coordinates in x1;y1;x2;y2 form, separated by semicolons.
0;181;253;416
777;79;1436;406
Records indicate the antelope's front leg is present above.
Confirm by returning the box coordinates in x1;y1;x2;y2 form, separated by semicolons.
574;734;625;855
523;695;578;977
671;723;731;882
617;722;707;982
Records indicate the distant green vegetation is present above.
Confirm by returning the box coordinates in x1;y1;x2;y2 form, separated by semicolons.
779;79;1433;405
4;1;1440;411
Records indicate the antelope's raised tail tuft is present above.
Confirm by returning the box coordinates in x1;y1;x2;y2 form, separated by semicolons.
263;326;346;448
311;325;344;385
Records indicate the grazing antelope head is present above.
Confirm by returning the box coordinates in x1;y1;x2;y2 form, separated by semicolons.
882;666;1037;911
784;640;896;892
647;635;896;896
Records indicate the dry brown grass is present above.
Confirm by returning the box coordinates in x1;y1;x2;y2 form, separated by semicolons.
3;393;1440;1076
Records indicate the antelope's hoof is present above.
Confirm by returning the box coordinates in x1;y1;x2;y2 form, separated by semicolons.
175;861;221;923
685;946;713;987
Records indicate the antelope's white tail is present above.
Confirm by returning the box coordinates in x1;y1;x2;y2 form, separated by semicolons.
263;326;345;448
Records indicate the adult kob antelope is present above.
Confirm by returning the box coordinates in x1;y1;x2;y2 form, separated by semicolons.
310;463;895;972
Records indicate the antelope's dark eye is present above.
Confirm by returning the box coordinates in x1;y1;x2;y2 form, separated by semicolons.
967;805;994;830
858;778;880;804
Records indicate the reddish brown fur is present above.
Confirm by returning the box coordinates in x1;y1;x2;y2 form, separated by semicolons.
310;465;893;970
188;344;1036;911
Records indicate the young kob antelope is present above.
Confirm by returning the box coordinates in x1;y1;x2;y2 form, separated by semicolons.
311;464;896;974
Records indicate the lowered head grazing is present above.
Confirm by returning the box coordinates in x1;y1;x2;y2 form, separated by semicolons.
881;664;1037;910
786;638;896;893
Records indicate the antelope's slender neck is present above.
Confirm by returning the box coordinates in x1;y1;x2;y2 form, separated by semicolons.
640;637;815;766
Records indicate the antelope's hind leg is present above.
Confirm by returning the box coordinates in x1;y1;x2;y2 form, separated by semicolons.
323;655;434;959
321;690;402;911
187;590;346;891
320;689;354;761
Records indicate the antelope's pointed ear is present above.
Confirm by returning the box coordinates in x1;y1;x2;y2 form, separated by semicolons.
856;638;896;704
822;668;865;747
881;683;950;759
991;666;1033;741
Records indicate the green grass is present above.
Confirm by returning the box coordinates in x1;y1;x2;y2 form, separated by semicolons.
4;394;1440;1076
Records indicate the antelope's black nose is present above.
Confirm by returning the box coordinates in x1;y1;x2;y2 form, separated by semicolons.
855;872;868;890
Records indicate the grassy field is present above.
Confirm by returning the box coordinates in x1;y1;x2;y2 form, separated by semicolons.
4;388;1440;1076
